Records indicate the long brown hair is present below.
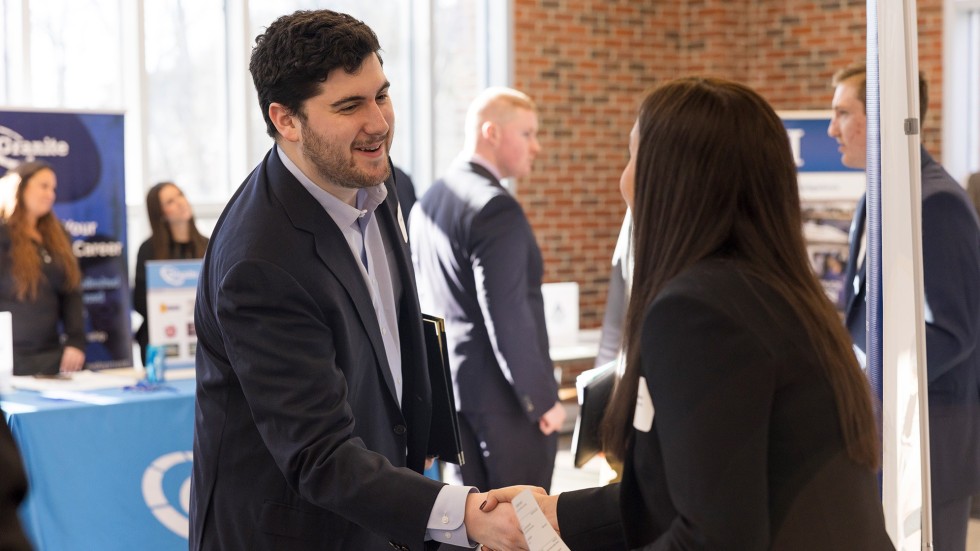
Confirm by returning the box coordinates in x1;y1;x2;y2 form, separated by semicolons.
602;77;878;470
3;161;81;301
145;182;208;260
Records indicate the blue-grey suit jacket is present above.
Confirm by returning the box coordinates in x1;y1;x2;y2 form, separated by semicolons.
409;161;557;422
842;147;980;504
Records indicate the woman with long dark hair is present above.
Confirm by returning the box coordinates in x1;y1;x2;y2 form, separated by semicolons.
0;161;85;375
133;181;208;363
485;78;892;550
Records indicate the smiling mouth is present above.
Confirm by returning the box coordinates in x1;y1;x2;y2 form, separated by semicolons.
354;141;384;153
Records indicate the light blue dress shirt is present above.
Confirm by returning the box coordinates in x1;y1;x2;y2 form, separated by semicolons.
277;147;477;547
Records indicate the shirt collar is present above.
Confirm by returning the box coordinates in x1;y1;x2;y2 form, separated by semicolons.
277;145;388;228
467;153;502;182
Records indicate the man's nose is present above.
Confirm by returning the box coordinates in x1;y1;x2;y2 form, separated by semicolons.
364;103;389;136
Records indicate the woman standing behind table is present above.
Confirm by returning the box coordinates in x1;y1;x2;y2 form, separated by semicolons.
486;78;892;550
133;182;208;364
0;161;85;376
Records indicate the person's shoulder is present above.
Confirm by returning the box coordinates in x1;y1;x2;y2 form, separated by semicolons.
921;153;965;197
660;257;754;300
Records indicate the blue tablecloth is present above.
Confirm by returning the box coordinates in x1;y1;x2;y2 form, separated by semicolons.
2;379;196;551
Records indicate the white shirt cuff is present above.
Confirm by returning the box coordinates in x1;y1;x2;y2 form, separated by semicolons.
425;484;478;548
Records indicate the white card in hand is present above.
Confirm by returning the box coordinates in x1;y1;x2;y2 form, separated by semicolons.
513;489;570;551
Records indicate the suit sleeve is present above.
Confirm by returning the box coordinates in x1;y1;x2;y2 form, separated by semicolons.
59;284;86;350
557;484;624;550
639;291;774;549
214;259;443;546
470;195;557;421
921;191;980;382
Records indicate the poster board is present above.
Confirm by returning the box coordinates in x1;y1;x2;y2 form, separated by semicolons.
145;259;201;368
0;108;131;368
781;111;865;310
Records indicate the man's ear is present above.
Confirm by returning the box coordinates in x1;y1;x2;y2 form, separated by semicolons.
269;103;301;142
481;120;498;146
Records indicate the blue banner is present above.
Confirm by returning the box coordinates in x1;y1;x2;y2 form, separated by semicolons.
0;109;131;369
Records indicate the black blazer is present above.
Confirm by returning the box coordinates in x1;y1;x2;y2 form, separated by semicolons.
842;148;980;504
408;161;557;421
558;258;892;550
190;148;443;551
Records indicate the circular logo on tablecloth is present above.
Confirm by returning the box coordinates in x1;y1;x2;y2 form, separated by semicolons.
142;451;193;538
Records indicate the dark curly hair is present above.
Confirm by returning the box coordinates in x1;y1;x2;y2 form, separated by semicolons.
249;10;383;139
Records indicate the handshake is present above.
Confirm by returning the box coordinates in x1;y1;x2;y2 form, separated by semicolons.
461;485;561;551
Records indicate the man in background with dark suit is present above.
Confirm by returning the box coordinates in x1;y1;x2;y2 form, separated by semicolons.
190;10;530;551
410;87;565;492
829;63;980;551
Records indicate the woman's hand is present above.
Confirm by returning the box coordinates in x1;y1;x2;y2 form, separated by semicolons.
482;486;560;534
59;346;85;372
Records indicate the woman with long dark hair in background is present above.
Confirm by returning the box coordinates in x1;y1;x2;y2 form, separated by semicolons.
133;181;208;363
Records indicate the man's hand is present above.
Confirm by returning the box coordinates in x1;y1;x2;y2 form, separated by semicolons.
464;486;546;550
538;401;566;435
60;346;85;373
482;486;559;534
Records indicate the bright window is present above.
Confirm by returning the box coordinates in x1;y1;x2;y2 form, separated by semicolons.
0;0;509;210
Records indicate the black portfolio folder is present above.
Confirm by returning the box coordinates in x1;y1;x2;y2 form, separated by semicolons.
570;361;617;468
422;314;465;465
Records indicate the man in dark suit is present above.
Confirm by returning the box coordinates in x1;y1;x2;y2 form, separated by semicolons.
1;409;32;551
410;88;566;493
393;165;418;228
829;64;980;551
190;10;529;551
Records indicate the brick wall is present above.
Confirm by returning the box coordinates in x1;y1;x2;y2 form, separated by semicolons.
513;0;945;330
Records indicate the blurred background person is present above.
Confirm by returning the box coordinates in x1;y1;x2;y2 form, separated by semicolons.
392;165;417;229
830;64;980;551
0;161;85;376
410;87;565;492
592;210;632;371
133;181;209;364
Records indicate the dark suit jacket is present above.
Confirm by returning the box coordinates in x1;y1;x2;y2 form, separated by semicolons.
557;258;892;550
408;161;557;421
842;148;980;504
1;410;32;551
191;148;443;551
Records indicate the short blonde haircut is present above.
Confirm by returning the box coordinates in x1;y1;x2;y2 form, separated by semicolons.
464;87;537;148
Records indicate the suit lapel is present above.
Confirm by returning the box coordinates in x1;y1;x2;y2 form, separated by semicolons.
844;196;867;321
264;149;400;406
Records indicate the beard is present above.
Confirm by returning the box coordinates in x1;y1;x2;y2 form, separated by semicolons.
301;124;391;189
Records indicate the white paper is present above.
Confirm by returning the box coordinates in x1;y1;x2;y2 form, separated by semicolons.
11;370;137;392
36;390;122;405
0;312;12;392
513;489;570;551
633;375;654;432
